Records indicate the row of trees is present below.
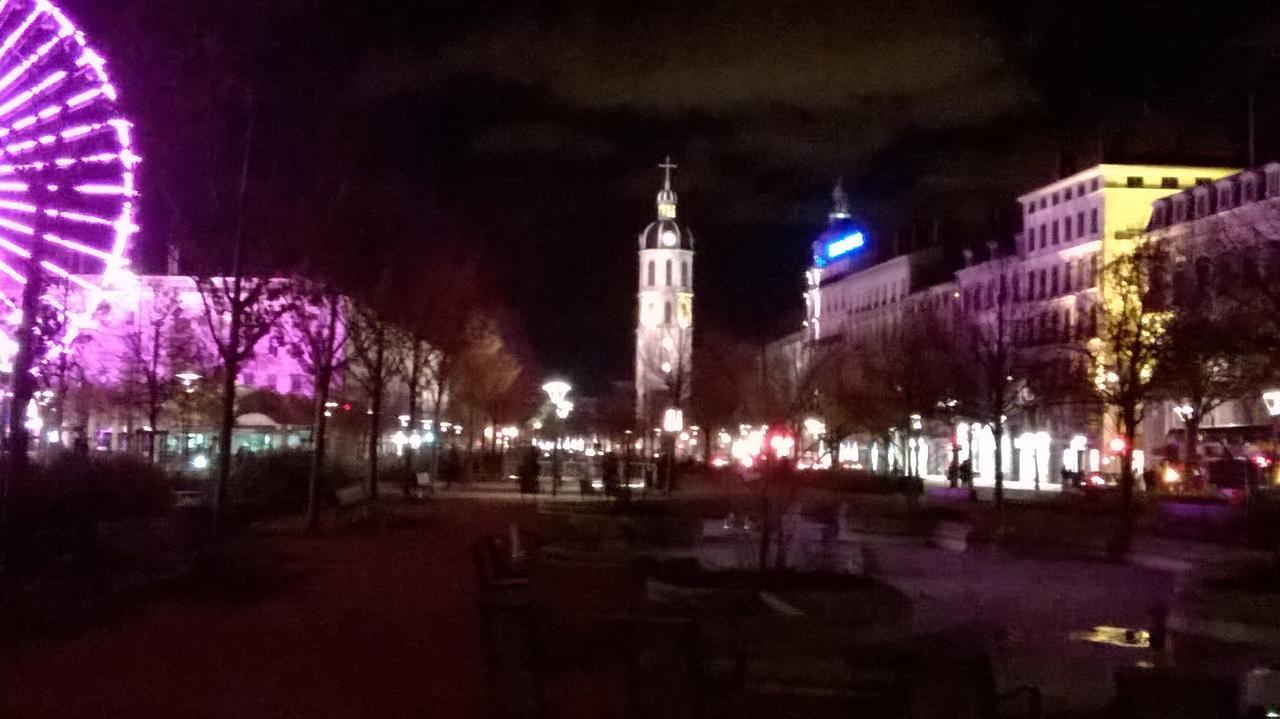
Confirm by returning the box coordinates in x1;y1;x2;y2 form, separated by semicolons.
691;206;1280;553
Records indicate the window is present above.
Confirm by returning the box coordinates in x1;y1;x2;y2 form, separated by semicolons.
1052;192;1060;205
1040;197;1047;210
681;261;689;287
1127;176;1144;188
1219;186;1232;210
665;259;672;285
664;302;672;325
1078;182;1087;196
1196;195;1207;218
1039;225;1047;249
1064;187;1073;200
1039;269;1047;299
1027;202;1035;215
646;261;654;285
1011;273;1020;301
1077;211;1085;238
1195;177;1212;186
1091;178;1100;192
1064;216;1072;238
1245;179;1257;202
1089;255;1098;286
1090;208;1099;233
1076;258;1085;290
1027;271;1035;299
1269;172;1280;198
1161;177;1179;189
1052;220;1060;245
1051;267;1059;296
1064;262;1072;292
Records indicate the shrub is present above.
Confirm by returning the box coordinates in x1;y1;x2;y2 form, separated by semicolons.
0;452;175;575
231;450;359;512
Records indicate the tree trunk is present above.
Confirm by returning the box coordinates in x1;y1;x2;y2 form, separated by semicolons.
307;365;331;533
366;326;385;502
993;422;1005;512
404;343;421;472
213;344;239;532
1185;415;1200;476
1115;407;1137;557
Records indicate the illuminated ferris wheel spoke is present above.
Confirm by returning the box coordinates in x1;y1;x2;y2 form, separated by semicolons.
0;0;138;346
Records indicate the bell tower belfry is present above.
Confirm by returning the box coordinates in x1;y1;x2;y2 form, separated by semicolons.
635;157;693;425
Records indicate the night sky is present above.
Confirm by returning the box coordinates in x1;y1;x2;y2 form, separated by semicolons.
67;0;1280;392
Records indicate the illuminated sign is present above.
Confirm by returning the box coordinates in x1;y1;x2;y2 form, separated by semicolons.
827;232;864;258
814;231;865;267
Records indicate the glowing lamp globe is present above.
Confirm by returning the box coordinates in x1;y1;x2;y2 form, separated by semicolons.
0;1;138;346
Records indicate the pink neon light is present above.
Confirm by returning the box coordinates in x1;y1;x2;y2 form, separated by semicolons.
0;217;32;235
65;87;99;107
45;210;110;226
0;199;34;212
0;0;139;350
42;233;117;260
0;35;59;95
0;259;26;284
74;184;131;196
0;236;29;258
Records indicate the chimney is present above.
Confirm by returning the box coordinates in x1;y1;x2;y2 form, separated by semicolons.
986;240;999;261
962;248;973;267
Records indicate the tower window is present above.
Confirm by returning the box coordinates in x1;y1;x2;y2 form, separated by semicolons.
1161;177;1179;189
646;261;654;286
1127;176;1144;188
681;261;689;287
664;302;672;325
665;259;672;285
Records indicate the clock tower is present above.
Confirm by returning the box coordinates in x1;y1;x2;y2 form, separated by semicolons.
635;157;693;425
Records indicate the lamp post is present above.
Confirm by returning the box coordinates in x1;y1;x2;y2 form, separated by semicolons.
175;371;202;464
1261;390;1280;489
542;380;572;496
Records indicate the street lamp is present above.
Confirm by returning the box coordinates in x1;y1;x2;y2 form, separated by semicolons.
175;371;202;461
542;380;573;496
1262;390;1280;486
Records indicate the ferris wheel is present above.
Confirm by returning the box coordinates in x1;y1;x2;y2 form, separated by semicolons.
0;0;137;347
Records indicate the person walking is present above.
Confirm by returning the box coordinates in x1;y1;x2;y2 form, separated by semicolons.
517;445;540;496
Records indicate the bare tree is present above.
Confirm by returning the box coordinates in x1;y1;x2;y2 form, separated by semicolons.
120;287;207;461
275;279;347;531
347;299;402;503
948;267;1034;511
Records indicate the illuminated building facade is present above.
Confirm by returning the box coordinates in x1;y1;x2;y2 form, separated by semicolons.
1140;163;1280;458
635;158;694;425
799;163;1237;487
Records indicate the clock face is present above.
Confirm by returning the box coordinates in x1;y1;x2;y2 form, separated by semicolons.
661;230;678;247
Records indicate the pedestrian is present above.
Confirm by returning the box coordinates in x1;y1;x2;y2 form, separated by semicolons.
517;445;540;496
444;445;461;489
602;452;619;497
551;447;562;497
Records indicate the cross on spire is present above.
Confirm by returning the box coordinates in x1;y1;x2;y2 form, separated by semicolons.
659;156;677;189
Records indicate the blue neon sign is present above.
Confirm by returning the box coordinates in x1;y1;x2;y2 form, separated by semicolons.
815;231;865;267
826;232;864;258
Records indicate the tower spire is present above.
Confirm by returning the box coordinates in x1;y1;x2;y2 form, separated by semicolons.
656;156;678;219
829;176;850;223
